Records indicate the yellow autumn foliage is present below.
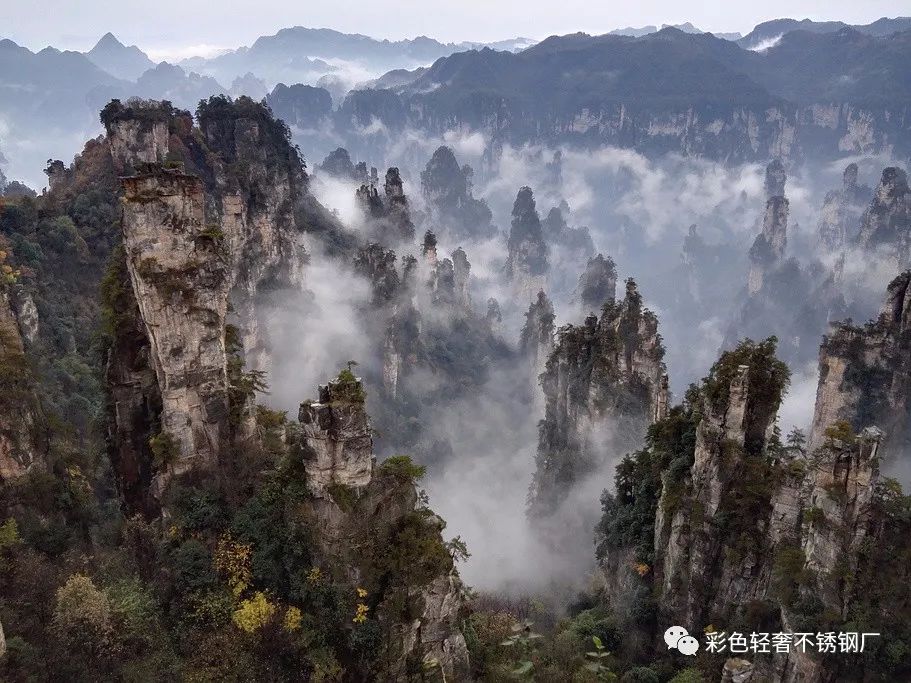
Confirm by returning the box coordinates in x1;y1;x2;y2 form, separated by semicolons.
0;518;20;549
213;534;252;597
353;603;369;624
284;606;303;632
232;591;276;633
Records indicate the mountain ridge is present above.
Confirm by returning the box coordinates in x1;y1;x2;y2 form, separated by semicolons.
739;15;911;48
85;31;156;81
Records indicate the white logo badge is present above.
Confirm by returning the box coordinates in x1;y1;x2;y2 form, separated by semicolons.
664;626;699;656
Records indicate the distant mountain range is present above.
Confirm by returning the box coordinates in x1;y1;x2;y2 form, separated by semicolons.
0;27;532;185
86;32;155;81
388;26;911;113
72;28;533;90
306;25;911;163
739;16;911;48
177;28;536;87
0;37;122;130
0;17;910;186
610;22;742;41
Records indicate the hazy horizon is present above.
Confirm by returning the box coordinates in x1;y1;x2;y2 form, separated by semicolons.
1;0;903;58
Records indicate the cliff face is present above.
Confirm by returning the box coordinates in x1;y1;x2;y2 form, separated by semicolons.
120;169;231;477
350;230;511;464
600;326;910;681
653;348;789;628
296;375;469;680
0;291;43;482
505;186;549;300
353;243;420;403
104;97;325;509
856;167;911;263
486;297;503;334
747;160;789;296
801;428;882;613
299;376;374;496
9;288;38;345
419;145;495;240
519;290;555;387
104;246;164;513
266;83;333;131
336;77;911;162
355;167;416;244
98;98;470;676
725;160;823;369
576;253;618;314
808;270;911;454
101;100;177;172
383;168;414;241
529;279;667;520
817;163;870;251
659;345;884;634
451;247;471;311
542;204;593;256
536;103;904;162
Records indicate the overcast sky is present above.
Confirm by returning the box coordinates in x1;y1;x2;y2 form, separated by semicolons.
1;0;903;58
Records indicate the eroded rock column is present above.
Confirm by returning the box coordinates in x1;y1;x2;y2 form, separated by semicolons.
299;376;374;496
121;169;231;472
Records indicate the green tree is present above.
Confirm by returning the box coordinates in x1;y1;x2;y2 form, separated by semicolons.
53;574;115;668
500;619;543;678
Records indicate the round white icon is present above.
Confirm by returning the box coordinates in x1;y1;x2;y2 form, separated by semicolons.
664;626;688;649
677;635;700;656
664;626;699;656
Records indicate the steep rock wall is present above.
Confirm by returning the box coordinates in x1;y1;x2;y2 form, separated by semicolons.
120;169;229;473
655;358;786;627
0;290;43;481
529;279;667;519
817;163;870;251
809;270;911;454
856;167;911;264
747;161;789;296
299;376;374;496
104;98;332;508
520;290;555;390
600;325;907;681
296;374;469;680
505;187;549;301
576;253;618;315
404;101;911;163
